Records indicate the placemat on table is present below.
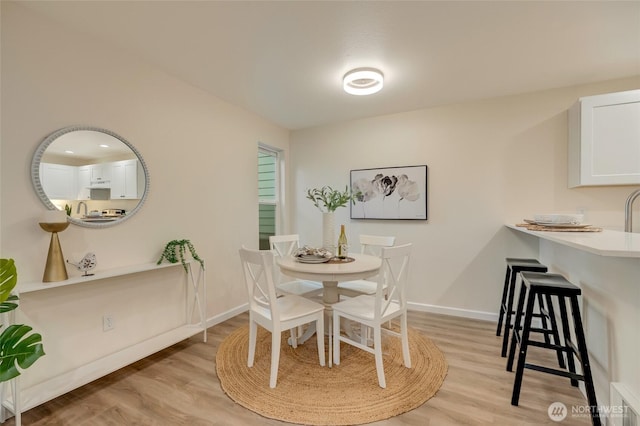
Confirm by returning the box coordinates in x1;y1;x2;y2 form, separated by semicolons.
327;256;355;264
516;223;603;232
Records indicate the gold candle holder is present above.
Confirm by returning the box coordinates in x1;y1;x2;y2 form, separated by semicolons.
39;221;70;282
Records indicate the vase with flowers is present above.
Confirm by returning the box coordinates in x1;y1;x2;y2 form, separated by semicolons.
306;186;357;250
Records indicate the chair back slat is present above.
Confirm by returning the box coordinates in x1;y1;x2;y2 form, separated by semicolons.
239;247;279;317
269;234;300;257
269;234;300;283
375;243;411;319
360;234;396;256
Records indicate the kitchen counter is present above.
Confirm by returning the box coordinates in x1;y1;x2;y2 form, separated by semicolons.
506;224;640;419
506;224;640;258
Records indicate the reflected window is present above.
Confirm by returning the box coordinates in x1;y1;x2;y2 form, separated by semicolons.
258;146;279;249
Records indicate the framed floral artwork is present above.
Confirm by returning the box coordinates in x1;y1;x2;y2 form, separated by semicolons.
350;165;428;220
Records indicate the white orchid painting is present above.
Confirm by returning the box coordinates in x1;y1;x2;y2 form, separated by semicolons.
350;165;427;220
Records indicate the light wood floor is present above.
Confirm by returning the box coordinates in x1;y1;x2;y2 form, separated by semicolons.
9;311;592;425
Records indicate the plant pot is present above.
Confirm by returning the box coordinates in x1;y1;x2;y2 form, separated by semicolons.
322;212;335;252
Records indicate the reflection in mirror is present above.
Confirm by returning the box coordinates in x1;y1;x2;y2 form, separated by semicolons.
32;126;150;228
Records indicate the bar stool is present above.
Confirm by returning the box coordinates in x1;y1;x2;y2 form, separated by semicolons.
507;272;600;426
496;258;548;357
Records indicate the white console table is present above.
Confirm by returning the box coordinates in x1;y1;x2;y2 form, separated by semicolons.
1;261;206;424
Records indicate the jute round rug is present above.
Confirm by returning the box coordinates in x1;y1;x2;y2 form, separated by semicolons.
216;325;448;425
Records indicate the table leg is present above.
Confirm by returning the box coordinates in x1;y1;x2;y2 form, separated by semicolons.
286;281;342;367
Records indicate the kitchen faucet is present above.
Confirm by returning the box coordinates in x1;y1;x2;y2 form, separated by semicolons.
624;188;640;232
77;201;88;217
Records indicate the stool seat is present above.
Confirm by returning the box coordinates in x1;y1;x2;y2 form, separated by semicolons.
496;258;548;357
507;271;600;426
518;272;582;294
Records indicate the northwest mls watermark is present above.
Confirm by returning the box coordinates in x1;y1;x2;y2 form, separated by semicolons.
548;401;632;422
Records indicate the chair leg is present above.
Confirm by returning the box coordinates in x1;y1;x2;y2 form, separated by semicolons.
333;311;341;366
373;325;386;388
401;313;411;368
497;266;511;336
507;284;528;372
558;297;579;387
360;324;368;346
290;328;298;349
269;330;281;388
511;290;537;406
544;294;566;369
316;315;326;367
328;313;333;368
501;269;518;356
248;320;257;367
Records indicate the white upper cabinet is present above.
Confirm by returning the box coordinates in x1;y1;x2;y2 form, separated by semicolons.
40;163;77;200
110;159;141;199
89;163;111;188
76;166;91;200
569;89;640;187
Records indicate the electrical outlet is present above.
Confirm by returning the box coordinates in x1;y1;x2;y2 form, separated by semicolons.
103;314;115;332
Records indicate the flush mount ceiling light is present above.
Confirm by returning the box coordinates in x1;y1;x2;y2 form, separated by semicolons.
343;68;384;96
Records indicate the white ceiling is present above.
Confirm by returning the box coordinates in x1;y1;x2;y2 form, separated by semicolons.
17;1;640;130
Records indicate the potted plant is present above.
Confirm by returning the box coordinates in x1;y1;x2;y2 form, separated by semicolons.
0;258;46;384
157;239;205;272
306;186;356;213
306;186;357;249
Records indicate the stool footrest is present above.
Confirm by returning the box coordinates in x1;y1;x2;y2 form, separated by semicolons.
524;363;584;382
529;327;555;335
527;340;569;353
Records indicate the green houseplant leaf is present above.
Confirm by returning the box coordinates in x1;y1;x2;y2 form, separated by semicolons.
157;239;205;272
0;258;17;304
0;324;45;382
306;186;357;213
0;258;46;383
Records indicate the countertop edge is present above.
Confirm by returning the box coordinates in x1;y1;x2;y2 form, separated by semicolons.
506;224;640;258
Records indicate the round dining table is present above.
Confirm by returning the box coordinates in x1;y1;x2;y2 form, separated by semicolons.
276;253;382;304
276;253;382;366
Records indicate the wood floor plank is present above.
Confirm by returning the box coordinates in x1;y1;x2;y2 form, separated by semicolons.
8;311;592;425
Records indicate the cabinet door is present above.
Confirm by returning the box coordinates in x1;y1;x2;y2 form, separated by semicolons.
40;163;77;200
90;163;111;187
77;166;91;200
110;160;139;199
569;89;640;187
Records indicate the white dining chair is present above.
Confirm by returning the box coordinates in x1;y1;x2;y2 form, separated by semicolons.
332;243;412;388
239;247;326;388
269;234;324;297
337;235;395;298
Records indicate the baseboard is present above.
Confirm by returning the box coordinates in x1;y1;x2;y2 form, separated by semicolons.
206;303;248;329
408;302;498;322
211;302;497;325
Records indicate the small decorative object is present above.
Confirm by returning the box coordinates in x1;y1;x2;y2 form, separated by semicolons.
306;186;357;250
157;239;205;272
39;210;70;282
350;165;428;220
0;258;46;384
64;204;71;216
67;253;97;276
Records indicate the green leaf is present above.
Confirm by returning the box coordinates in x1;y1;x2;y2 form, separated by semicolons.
0;259;17;305
305;186;356;213
0;324;45;383
157;240;205;272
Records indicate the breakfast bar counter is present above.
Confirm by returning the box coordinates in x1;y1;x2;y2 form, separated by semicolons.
506;224;640;423
506;224;640;258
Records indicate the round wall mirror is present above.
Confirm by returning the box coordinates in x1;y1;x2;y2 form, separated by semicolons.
31;126;150;228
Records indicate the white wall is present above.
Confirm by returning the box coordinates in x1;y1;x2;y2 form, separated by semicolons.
290;76;640;318
2;0;639;406
1;3;288;388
